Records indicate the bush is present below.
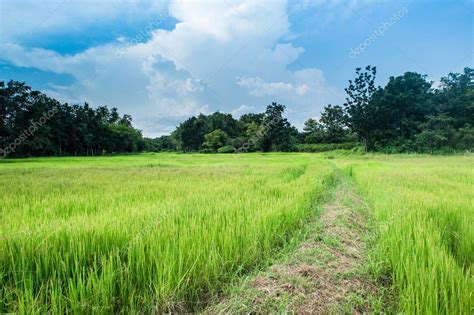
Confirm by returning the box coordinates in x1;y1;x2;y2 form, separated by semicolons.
217;145;236;153
199;149;214;154
296;142;360;153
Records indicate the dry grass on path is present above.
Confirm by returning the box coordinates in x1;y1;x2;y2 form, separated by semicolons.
208;177;386;314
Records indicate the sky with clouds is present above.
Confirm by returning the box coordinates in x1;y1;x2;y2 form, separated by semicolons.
0;0;472;137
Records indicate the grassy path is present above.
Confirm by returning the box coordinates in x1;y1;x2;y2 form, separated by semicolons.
209;175;387;313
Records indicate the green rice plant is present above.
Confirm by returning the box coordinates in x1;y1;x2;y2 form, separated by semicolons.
337;155;473;314
0;153;335;313
3;153;472;313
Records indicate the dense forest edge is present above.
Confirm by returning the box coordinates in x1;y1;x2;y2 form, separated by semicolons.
1;66;472;158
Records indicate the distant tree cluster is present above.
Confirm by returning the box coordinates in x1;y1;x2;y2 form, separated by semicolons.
1;66;472;157
157;66;473;154
342;66;473;152
0;81;145;157
167;102;298;153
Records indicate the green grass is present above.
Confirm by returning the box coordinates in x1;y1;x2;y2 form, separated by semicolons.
1;153;473;313
0;153;335;313
334;154;473;314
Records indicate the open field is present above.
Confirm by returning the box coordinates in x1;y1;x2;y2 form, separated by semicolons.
1;153;473;313
0;154;335;313
335;155;473;314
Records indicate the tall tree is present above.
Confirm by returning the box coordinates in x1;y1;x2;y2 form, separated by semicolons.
371;72;434;148
435;67;474;129
239;113;265;125
302;118;325;144
260;102;298;152
319;104;348;143
207;112;244;138
173;116;207;152
343;66;378;151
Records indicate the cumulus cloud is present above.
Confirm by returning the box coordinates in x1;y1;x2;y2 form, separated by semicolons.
231;104;257;117
237;77;309;96
0;0;169;42
0;0;343;136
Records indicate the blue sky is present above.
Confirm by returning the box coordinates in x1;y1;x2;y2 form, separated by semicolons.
0;0;472;136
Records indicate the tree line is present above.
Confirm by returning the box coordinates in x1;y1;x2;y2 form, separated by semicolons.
0;81;145;157
1;66;472;157
150;66;474;154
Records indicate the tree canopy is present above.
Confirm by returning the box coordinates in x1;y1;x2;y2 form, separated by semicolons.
0;81;145;157
1;66;472;157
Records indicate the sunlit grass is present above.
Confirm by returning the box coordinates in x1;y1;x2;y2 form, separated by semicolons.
0;153;334;313
2;153;472;313
335;155;473;314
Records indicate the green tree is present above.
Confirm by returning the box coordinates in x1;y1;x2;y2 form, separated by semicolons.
371;71;434;148
343;66;378;151
319;104;348;143
173;115;209;151
453;124;474;150
145;135;176;152
0;81;145;157
260;102;298;152
239;113;264;125
207;112;244;138
203;129;229;152
415;114;455;152
302;118;325;143
436;67;474;129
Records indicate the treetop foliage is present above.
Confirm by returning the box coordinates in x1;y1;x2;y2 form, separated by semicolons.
1;67;472;157
0;81;145;157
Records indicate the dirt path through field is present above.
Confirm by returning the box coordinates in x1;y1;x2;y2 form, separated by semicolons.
208;176;382;313
289;177;379;313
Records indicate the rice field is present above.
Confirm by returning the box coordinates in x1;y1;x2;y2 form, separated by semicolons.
1;153;473;313
0;153;335;313
335;155;473;314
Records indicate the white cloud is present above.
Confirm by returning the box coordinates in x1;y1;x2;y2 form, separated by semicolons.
0;0;169;42
0;0;343;136
237;77;309;96
231;104;257;117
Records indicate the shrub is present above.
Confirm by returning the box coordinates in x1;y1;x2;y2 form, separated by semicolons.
199;149;214;154
217;145;236;153
296;142;360;153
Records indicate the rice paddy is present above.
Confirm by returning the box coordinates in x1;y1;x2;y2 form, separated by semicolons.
1;153;472;313
0;153;335;313
335;154;473;314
